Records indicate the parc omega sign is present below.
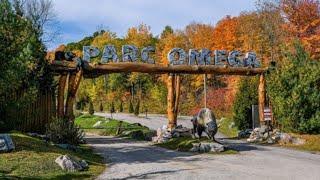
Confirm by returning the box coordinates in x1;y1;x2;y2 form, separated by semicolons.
82;45;261;67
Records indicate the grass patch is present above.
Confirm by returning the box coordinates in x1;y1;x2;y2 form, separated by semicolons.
75;114;156;140
218;117;239;138
155;137;238;154
0;132;105;179
279;134;320;153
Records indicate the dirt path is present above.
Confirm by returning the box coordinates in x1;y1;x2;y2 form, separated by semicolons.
86;113;320;180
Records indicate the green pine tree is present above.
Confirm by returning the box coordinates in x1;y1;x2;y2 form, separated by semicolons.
110;101;115;114
99;102;104;112
129;100;134;113
89;101;94;115
119;101;123;112
134;100;140;116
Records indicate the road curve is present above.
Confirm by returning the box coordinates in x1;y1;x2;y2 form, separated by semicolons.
86;113;320;180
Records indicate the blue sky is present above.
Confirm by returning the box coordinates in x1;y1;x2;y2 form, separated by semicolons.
50;0;256;50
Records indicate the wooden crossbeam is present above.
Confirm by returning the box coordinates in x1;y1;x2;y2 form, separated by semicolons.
49;61;268;76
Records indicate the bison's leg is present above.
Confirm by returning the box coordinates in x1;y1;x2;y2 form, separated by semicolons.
197;126;203;139
192;124;197;136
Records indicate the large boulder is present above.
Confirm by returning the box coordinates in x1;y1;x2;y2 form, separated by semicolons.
55;155;87;172
0;134;15;153
152;124;191;143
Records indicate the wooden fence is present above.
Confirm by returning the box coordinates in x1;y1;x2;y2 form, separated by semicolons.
0;88;56;133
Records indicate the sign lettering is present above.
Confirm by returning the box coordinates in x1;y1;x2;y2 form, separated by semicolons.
83;45;261;67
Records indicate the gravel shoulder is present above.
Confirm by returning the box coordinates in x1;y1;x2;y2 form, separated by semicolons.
86;113;320;180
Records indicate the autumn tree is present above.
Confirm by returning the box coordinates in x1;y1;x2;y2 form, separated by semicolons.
212;16;240;51
124;23;156;109
280;0;320;59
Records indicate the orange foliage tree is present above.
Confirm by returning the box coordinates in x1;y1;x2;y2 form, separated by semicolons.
281;0;320;59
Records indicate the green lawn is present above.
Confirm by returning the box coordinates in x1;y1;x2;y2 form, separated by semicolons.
155;137;238;154
278;134;320;153
0;132;105;179
75;114;156;140
218;117;239;138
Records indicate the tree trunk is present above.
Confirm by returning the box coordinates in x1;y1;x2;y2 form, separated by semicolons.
57;73;67;118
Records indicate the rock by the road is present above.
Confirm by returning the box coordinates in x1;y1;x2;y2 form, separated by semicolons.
93;121;103;128
153;124;192;143
55;155;86;172
238;129;252;139
0;134;15;153
190;142;224;153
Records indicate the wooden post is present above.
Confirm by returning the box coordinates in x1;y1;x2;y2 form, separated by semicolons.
167;74;175;130
57;73;67;118
203;74;207;108
258;74;266;124
65;70;83;121
167;74;181;130
174;75;181;121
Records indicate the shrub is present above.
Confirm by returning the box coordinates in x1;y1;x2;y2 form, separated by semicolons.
129;100;134;113
46;118;85;145
267;43;320;133
232;77;258;131
134;100;140;116
88;101;94;115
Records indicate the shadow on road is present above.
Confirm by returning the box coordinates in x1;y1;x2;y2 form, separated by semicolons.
86;136;204;168
218;137;269;152
112;168;194;180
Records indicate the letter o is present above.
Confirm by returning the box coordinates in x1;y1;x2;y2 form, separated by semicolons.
167;48;186;65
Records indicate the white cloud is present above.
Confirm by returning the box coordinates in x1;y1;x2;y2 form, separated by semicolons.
49;0;256;49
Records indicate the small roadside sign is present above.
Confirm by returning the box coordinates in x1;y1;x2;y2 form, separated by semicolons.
264;107;272;121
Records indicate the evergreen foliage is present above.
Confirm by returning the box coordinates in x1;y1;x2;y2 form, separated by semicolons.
89;101;94;115
110;101;115;114
0;0;53;129
46;118;85;145
232;77;258;131
267;43;320;134
119;101;123;112
99;102;104;112
134;100;140;116
129;100;134;113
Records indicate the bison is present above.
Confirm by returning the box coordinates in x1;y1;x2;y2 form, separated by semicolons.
191;108;218;142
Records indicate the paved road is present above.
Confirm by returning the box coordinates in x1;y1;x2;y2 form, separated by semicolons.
86;113;320;180
94;112;193;130
94;112;225;138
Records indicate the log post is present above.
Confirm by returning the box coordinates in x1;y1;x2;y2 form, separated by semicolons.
174;75;181;121
65;70;83;121
167;74;175;130
167;74;181;130
57;73;67;118
258;74;266;124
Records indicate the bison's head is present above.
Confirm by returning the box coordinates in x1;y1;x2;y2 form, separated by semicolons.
190;116;197;125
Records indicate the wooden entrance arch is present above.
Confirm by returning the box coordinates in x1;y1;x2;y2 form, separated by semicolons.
50;60;268;129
